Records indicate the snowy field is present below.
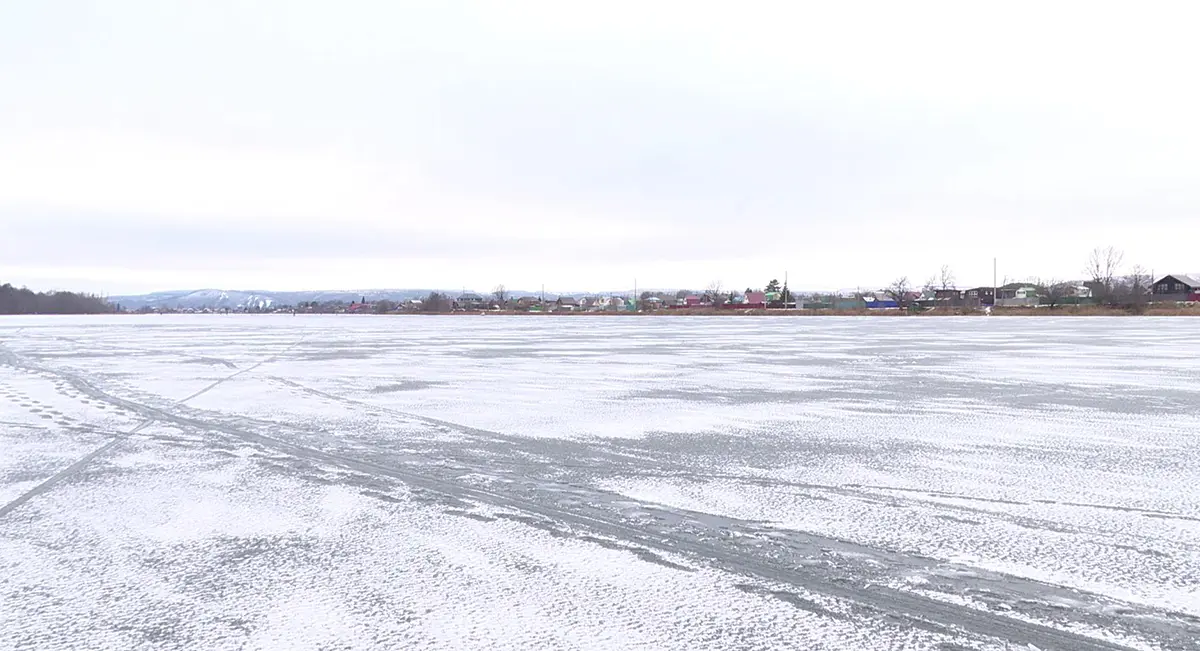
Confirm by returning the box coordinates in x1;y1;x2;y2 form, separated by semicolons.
2;315;1199;650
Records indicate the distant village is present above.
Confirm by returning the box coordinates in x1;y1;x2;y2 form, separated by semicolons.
13;248;1195;316
157;272;1200;315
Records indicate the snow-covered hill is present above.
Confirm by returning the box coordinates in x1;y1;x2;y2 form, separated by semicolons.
108;289;278;311
108;289;485;310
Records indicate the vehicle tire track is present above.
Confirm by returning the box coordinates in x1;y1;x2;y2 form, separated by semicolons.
0;420;149;519
201;375;1200;647
174;335;305;404
46;335;240;368
121;415;1149;649
114;377;1200;634
0;352;1153;650
263;376;1200;557
0;336;304;520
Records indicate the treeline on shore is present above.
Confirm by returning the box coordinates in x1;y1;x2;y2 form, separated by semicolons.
0;283;117;315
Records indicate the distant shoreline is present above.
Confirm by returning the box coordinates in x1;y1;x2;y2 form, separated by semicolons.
11;305;1193;317
476;306;1200;316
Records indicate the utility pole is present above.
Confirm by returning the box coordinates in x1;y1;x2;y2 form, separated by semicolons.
993;258;998;307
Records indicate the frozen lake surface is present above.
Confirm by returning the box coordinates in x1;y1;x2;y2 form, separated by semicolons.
2;315;1199;650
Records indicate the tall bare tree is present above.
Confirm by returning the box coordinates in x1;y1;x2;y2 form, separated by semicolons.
939;265;956;289
1084;246;1124;304
1123;264;1151;311
885;277;911;307
705;281;726;305
422;292;450;313
492;284;508;303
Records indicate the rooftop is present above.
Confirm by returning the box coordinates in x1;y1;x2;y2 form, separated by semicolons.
1159;274;1200;287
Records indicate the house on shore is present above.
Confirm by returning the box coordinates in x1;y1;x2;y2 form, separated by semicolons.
1152;275;1200;302
739;291;767;309
996;284;1041;307
721;294;755;309
604;296;631;311
457;292;486;310
934;288;964;306
964;287;996;307
556;296;579;312
863;296;899;309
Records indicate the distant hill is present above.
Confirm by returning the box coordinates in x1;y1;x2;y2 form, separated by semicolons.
107;289;547;310
108;289;279;311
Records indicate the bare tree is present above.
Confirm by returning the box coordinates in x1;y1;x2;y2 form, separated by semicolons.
705;281;726;306
1122;264;1151;312
1084;246;1124;304
885;277;911;308
923;276;939;293
422;292;449;313
492;284;508;304
939;265;956;290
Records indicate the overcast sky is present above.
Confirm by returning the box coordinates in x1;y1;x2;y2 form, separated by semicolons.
2;1;1198;294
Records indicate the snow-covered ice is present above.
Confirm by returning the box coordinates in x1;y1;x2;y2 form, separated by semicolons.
2;315;1198;650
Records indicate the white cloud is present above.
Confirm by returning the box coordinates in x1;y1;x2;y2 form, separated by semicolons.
0;129;655;239
2;0;1198;293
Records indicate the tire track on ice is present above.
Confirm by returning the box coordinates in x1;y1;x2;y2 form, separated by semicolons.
0;355;1152;650
266;376;1200;556
174;335;306;404
0;336;304;520
257;377;1200;649
45;335;240;368
0;421;150;519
